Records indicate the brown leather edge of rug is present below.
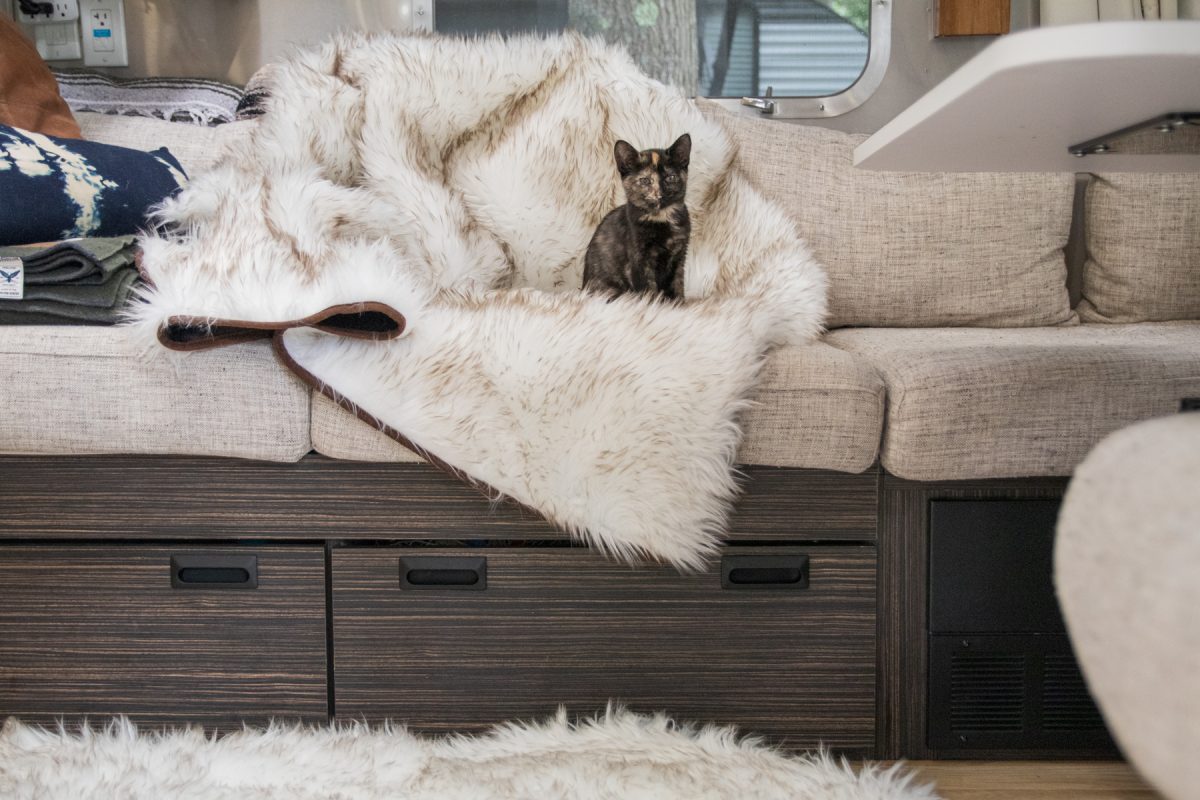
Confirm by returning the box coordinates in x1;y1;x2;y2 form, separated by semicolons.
158;302;408;352
268;329;548;524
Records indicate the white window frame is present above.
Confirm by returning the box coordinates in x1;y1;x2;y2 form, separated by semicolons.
703;0;893;119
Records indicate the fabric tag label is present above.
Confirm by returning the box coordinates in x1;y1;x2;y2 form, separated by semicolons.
0;257;23;301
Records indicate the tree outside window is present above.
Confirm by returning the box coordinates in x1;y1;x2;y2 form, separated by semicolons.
437;1;871;98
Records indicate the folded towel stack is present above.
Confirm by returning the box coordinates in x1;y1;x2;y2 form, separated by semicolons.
0;236;141;325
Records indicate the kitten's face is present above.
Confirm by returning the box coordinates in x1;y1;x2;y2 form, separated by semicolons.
613;134;690;212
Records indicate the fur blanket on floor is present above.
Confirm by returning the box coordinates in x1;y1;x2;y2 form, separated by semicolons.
0;711;938;800
132;32;827;570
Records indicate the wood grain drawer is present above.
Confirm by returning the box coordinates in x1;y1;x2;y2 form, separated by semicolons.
332;546;876;750
0;545;328;729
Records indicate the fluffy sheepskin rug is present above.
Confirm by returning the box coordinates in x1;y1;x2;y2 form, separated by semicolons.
0;710;938;800
132;32;828;571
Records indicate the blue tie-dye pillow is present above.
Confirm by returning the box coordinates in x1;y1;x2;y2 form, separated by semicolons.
0;124;187;246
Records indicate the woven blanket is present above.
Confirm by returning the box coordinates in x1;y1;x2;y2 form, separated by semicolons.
132;33;827;570
53;70;242;126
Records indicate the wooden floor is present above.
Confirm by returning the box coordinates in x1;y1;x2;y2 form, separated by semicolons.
901;762;1160;800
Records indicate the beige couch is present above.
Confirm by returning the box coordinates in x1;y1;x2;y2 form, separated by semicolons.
2;108;1198;759
6;110;1197;483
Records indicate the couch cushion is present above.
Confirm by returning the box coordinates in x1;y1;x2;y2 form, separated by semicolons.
826;323;1200;481
76;112;254;176
1079;173;1200;324
0;327;310;461
698;100;1077;329
311;342;885;473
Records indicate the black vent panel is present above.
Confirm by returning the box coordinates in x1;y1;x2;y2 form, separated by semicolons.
929;635;1115;752
949;653;1026;732
1042;654;1107;732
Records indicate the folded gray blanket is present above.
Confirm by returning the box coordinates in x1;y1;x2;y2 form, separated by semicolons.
4;236;137;284
0;237;141;325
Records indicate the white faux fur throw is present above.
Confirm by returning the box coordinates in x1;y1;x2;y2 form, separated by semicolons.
0;711;938;800
132;32;827;570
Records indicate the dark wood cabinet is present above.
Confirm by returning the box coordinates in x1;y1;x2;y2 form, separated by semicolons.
0;456;881;752
0;545;328;730
331;546;877;751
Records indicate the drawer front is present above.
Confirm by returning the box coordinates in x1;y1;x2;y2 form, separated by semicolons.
332;546;876;750
0;545;327;729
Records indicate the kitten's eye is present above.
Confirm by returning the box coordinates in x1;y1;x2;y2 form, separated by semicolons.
665;175;679;185
638;177;651;186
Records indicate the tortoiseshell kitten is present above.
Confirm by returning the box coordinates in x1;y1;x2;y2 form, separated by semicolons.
583;134;690;301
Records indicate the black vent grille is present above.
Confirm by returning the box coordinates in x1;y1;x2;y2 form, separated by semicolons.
949;653;1026;732
1042;654;1107;732
929;635;1116;752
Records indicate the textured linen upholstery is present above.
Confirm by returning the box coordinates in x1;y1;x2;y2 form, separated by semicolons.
826;323;1200;480
1079;173;1200;323
76;111;254;177
1056;414;1200;800
0;327;311;460
698;101;1076;329
311;342;886;472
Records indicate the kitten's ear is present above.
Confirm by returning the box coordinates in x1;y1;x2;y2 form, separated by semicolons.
668;133;691;170
614;140;640;177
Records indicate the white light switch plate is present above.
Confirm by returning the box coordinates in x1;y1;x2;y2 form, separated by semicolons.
18;0;82;60
33;21;82;60
79;0;128;67
407;0;434;32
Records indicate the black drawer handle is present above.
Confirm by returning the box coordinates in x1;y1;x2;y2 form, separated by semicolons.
170;555;258;589
721;554;809;590
400;556;486;590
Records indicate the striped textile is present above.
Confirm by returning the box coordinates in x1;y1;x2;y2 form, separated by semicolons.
52;70;243;126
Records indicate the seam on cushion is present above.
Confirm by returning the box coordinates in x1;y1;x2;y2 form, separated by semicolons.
886;378;1200;434
0;343;280;360
0;352;134;361
0;351;282;365
759;386;886;397
858;396;886;470
300;376;315;457
893;373;1200;394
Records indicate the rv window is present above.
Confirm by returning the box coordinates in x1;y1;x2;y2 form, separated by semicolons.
433;1;885;115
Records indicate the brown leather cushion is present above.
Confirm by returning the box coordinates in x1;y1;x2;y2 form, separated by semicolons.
0;13;82;138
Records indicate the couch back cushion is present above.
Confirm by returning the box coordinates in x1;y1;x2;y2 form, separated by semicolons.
76;112;255;177
701;102;1077;328
1079;173;1200;323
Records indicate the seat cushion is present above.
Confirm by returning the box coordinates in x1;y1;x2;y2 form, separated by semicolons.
0;327;310;461
311;342;885;473
76;111;254;177
1079;173;1200;324
826;323;1200;481
698;100;1077;329
1056;414;1200;800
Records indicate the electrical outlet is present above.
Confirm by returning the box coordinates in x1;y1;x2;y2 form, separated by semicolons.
79;0;127;67
17;0;79;23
